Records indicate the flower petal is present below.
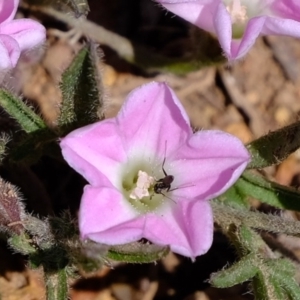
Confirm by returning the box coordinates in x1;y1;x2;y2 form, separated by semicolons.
228;17;265;60
213;2;233;59
144;199;213;258
80;185;144;244
60;119;127;187
231;16;300;60
0;19;46;52
0;34;19;68
156;0;218;33
117;82;191;159
260;16;300;38
169;130;250;200
272;0;300;20
0;0;18;24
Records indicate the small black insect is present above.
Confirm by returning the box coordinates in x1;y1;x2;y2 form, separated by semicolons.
154;155;174;195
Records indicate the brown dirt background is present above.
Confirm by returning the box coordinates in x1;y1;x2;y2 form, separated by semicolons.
2;0;300;299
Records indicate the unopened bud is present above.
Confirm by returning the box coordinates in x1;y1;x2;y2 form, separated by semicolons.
0;178;25;234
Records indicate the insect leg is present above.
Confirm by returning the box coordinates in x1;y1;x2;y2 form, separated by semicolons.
161;140;168;177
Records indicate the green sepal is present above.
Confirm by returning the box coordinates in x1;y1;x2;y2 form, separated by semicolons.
247;121;300;169
236;171;300;211
107;242;170;263
0;89;46;133
8;233;37;255
58;43;104;134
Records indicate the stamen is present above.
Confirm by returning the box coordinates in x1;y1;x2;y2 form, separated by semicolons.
129;170;155;200
225;0;248;24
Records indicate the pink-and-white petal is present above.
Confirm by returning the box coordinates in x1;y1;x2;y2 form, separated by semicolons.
157;0;300;61
0;0;18;24
261;15;300;37
230;16;300;60
79;185;144;244
169;130;250;200
60;119;127;187
227;17;266;60
60;81;250;258
272;0;300;20
0;19;46;52
144;199;213;258
0;34;19;68
156;0;218;33
213;2;233;59
116;82;191;158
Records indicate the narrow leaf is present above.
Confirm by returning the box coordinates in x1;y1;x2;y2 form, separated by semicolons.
247;121;300;168
210;255;258;288
252;270;286;300
237;171;300;211
218;184;249;208
212;201;300;237
58;43;104;134
268;259;300;300
0;89;46;133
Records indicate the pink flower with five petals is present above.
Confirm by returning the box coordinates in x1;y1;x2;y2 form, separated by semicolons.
60;82;250;258
0;0;45;80
156;0;300;60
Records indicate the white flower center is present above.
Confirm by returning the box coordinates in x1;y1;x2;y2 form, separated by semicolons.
222;0;270;38
129;170;155;200
121;155;176;214
225;0;248;24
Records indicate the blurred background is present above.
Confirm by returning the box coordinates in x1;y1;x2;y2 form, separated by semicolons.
2;0;300;299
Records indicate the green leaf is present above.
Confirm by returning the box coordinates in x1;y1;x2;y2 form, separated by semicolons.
0;89;46;133
218;184;249;208
210;254;258;288
58;43;104;134
252;270;287;300
252;259;299;300
267;259;300;300
247;121;300;168
212;201;300;237
236;171;300;211
107;242;170;263
212;223;300;299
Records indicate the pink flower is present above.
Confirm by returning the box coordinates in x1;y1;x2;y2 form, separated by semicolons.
0;0;45;78
156;0;300;60
60;82;250;258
